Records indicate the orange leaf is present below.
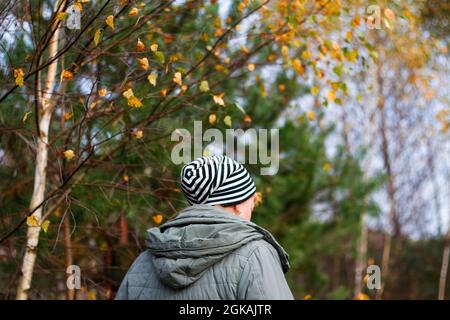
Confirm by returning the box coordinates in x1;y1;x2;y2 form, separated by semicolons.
152;214;163;225
128;7;139;17
135;38;145;51
61;70;73;81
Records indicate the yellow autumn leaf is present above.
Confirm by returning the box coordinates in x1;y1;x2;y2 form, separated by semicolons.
128;7;139;17
384;8;395;21
436;109;449;122
148;72;157;86
14;68;24;78
331;82;340;91
94;29;102;46
63;149;75;160
98;88;107;97
363;274;370;284
292;59;304;75
247;63;255;72
357;95;363;104
61;70;73;81
136;38;145;51
311;86;319;96
15;75;24;86
56;12;67;21
255;191;263;206
73;2;83;12
138;57;149;71
345;31;353;42
87;290;97;300
332;41;340;51
323;162;331;173
22;111;32;123
26;215;39;227
223;115;232;127
306;111;316;121
53;208;63;218
41;220;50;233
105;15;114;30
208;113;216;125
150;43;158;52
346;50;358;63
199;80;210;92
99;241;109;251
152;214;163;225
301;51;312;60
327;90;336;102
123;88;134;99
128;96;143;108
355;293;370;300
64;112;73;121
173;72;182;85
89;100;99;110
351;16;361;28
213;93;225;106
133;129;143;139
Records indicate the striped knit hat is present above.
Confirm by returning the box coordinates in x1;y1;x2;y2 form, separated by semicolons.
180;155;256;206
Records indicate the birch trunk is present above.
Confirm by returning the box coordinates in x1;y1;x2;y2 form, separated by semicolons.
438;230;450;300
437;153;450;300
354;213;368;298
16;6;62;300
375;63;399;300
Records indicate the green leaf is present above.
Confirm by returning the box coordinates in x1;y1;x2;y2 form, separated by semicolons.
199;80;210;92
154;51;165;63
333;65;343;77
223;115;232;127
233;102;245;114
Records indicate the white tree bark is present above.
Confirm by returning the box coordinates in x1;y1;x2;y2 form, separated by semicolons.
438;231;450;300
354;213;368;298
16;7;62;299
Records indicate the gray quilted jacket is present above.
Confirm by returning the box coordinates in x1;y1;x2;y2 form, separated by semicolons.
115;204;293;300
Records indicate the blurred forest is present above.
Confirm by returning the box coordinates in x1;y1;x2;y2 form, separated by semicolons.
0;0;449;300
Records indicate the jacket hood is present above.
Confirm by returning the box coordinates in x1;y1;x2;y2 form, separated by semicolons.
146;204;289;289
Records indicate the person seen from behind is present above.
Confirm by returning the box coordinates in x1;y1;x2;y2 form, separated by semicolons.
116;155;293;299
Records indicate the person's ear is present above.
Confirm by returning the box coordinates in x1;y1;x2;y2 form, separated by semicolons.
228;204;238;216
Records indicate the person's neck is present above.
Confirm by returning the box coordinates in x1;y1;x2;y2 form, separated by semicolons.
214;205;238;216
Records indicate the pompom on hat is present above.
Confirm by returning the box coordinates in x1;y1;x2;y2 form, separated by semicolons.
180;155;256;207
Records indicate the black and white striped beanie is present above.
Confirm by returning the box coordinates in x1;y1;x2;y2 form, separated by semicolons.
180;155;256;206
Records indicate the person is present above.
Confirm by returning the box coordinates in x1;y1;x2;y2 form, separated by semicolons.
116;155;293;299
